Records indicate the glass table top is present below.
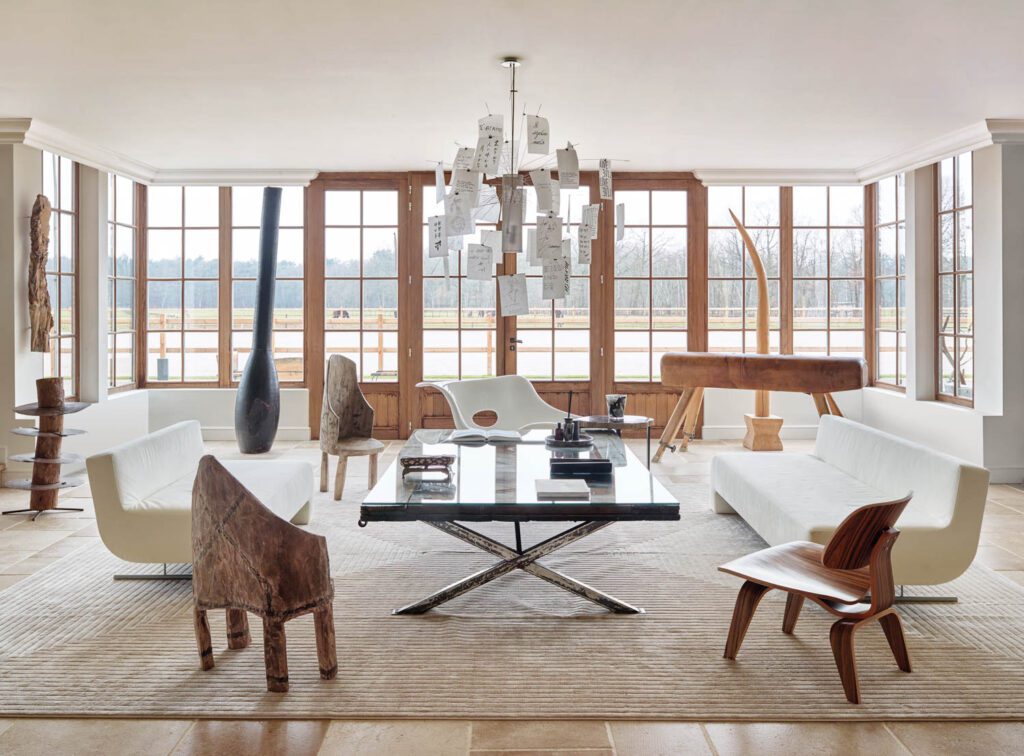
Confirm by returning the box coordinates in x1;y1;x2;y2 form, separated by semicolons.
360;429;679;522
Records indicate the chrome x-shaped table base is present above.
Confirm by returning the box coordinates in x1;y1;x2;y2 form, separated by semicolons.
393;520;643;615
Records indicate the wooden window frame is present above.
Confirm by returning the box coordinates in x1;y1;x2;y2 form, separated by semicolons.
107;175;140;393
871;175;906;392
42;153;80;400
935;153;974;406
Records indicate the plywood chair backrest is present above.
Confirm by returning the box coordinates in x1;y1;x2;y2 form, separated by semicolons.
321;354;375;442
821;493;912;571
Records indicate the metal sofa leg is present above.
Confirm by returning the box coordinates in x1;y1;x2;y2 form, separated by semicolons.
894;585;958;604
114;563;192;581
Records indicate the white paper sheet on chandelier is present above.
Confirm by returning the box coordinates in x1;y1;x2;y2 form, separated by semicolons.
599;159;613;200
428;215;447;258
472;114;504;174
501;179;524;254
444;190;475;237
498;273;528;316
526;115;549;154
466;243;494;281
556;144;579;189
537;215;563;260
530;168;560;215
542;240;571;300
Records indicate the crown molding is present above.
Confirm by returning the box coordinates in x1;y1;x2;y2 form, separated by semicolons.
853;120;998;184
0;118;33;144
693;168;859;186
148;169;318;186
21;119;159;182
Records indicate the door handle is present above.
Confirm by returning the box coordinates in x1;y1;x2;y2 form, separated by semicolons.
509;337;522;351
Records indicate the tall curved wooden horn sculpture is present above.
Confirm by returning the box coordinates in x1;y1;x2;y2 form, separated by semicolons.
728;210;784;450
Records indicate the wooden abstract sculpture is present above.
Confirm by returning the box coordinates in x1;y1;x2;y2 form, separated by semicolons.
29;194;54;352
192;455;336;693
4;377;87;520
320;354;383;501
654;353;867;461
718;494;913;703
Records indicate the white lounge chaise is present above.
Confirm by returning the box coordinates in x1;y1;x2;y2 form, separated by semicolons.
710;415;990;587
86;420;314;576
417;375;566;432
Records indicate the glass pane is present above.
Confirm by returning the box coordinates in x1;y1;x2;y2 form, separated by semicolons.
744;186;779;226
325;191;360;225
147;229;181;277
651;228;686;277
116;225;135;276
232;186;264;226
938;214;954;272
324;331;360;379
460;330;497;380
274;279;304;329
280;186;304;227
829;280;863;329
423;330;459;380
184;186;219;227
556;278;589;330
43;153;57;202
651;190;686;225
830;228;864;277
615;280;649;329
793;186;827;226
363;279;398;330
614;331;650;380
147;186;182;227
745;228;779;277
115;332;134;386
793;229;827;277
896;173;906;220
708;229;742;277
325;279;361;330
652;332;686;380
47;213;58;272
232;228;259;277
232;280;256;330
709;279;742;330
876;279;897;331
877;330;897;385
183;281;218;329
554;329;589;380
897;220;906;275
59;214;75;272
59;157;74;209
793;330;827;355
957;273;973;335
521;278;551;329
616;190;649;225
957;337;973;399
363;191;398;225
939;336;956;394
325;228;361;276
875;224;896;276
897;277;906;330
184;229;218;277
517;330;552;380
359;331;396;382
462;279;496;329
830;329;863;359
363;227;398;276
273;331;304;382
897;331;907;385
707;329;742;353
939;157;955;212
184;331;218;381
652;280;686;329
876;176;896;225
794;279;827;330
106;279;115;333
957;209;972;271
148;331;181;382
707;186;742;227
956;151;972;207
147;280;181;329
59;275;74;335
278;227;304;277
115;278;135;331
115;176;134;224
829;186;864;226
615;228;649;277
939;276;954;333
423;279;458;330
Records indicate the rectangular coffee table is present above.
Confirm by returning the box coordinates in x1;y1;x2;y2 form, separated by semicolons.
360;429;679;615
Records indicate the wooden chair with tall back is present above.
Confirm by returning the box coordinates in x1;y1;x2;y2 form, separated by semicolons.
192;455;337;692
320;354;384;501
718;493;913;703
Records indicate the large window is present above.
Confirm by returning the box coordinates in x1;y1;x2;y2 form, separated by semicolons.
792;186;866;357
874;175;906;388
231;186;305;383
42;152;78;397
614;188;687;380
520;185;591;380
145;186;220;383
324;189;399;381
107;174;137;389
421;184;497;380
937;152;973;402
707;186;780;353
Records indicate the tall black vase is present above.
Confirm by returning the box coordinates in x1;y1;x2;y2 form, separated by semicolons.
234;187;282;453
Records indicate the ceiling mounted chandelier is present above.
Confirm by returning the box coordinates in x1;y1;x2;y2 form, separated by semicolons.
427;56;616;314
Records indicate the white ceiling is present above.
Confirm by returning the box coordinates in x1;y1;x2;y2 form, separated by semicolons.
2;0;1024;174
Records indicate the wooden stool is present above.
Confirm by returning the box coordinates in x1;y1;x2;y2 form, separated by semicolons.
321;438;384;501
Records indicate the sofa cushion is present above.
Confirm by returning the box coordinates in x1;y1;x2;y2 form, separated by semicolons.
102;420;205;507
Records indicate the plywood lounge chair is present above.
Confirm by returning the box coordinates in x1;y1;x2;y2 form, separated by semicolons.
718;494;913;703
320;354;384;501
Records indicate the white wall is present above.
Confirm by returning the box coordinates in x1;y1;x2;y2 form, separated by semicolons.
60;390;150;474
702;388;862;440
147;388;310;441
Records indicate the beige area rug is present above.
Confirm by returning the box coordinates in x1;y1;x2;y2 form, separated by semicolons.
1;453;1023;720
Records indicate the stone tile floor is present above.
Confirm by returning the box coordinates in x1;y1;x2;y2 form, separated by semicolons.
1;438;1022;755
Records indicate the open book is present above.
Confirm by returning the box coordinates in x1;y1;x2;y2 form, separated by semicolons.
448;428;522;444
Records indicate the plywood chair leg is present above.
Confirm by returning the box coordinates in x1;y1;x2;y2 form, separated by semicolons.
226;608;250;649
320;452;329;493
878;612;912;672
829;619;860;703
194;607;214;671
368;453;379;489
263;618;289;693
724;580;771;660
314;606;337;680
782;593;804;634
333;456;348;501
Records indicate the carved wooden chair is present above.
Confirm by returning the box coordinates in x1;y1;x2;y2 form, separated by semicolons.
718;494;913;703
192;455;336;692
320;354;384;501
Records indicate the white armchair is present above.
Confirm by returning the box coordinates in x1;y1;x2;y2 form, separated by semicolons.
417;375;567;432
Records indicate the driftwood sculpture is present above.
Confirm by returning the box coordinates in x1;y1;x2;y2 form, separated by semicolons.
29;195;54;352
192;456;336;693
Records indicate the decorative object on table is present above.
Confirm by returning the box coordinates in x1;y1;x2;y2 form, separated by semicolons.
606;394;627;419
320;354;384;501
400;454;455;482
576;414;655;468
535;478;591;500
544;431;593;449
235;186;282;454
549;457;612;478
417;375;564;432
3;377;87;520
719;493;913;704
28;194;54;352
192;455;336;693
86;420;314;578
654;353;867;462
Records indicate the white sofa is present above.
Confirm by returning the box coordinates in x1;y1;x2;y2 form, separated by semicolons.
86;420;314;567
710;416;990;586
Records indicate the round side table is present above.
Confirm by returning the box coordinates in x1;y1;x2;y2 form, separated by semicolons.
575;415;655;468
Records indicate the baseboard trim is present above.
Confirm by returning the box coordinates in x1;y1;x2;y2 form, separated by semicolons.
200;426;311;442
986;466;1024;485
